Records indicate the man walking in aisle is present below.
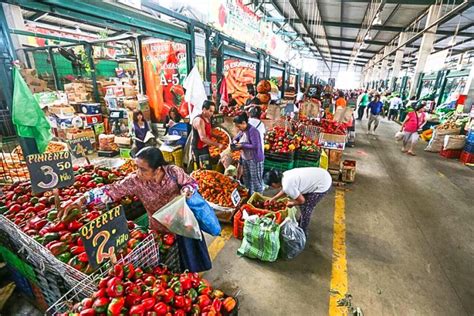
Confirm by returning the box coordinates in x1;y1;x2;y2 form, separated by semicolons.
367;95;384;135
356;90;369;120
388;94;402;121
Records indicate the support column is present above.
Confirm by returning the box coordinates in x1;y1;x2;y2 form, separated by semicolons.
2;3;28;64
409;5;441;97
462;61;474;112
379;47;391;83
390;32;407;89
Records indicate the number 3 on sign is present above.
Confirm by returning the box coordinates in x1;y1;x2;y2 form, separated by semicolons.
93;231;115;265
37;166;59;189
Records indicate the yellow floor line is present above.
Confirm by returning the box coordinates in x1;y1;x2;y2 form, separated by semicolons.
329;189;348;316
208;225;233;261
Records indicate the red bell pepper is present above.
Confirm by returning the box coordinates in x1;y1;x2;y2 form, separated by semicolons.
211;298;222;312
173;310;185;316
107;277;122;288
111;264;124;279
144;275;156;287
134;268;143;280
179;275;192;292
142;297;155;311
124;263;135;279
107;297;125;316
222;297;236;312
79;308;96;316
68;220;83;232
153;302;169;316
129;304;145;316
160;289;174;304
92;288;107;300
92;297;109;313
81;298;93;309
78;252;89;263
197;295;212;309
106;283;124;298
174;295;186;309
71;245;85;255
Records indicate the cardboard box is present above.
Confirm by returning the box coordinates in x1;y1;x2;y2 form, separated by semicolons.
66;128;95;140
49;105;76;117
328;149;343;170
124;99;139;110
20;68;37;77
79;114;103;126
123;86;137;97
115;136;132;146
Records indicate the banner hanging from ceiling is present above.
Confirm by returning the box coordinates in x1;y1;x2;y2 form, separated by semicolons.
209;0;290;61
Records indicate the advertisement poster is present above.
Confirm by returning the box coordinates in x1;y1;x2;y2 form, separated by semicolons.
141;38;187;122
223;58;256;105
210;0;289;61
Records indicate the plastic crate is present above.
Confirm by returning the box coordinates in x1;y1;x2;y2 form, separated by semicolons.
264;159;294;171
295;159;320;168
466;130;474;143
264;151;294;162
168;123;191;146
439;148;462;159
295;150;320;161
460;151;474;164
464;142;474;154
247;192;289;213
233;204;285;240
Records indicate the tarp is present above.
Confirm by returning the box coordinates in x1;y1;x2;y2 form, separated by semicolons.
12;68;52;153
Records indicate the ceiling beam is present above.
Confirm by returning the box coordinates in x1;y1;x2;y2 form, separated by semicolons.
289;20;404;33
285;0;330;69
29;12;48;21
330;52;371;60
306;35;387;46
343;0;464;3
327;45;378;54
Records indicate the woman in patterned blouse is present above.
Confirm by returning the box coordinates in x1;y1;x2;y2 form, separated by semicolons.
65;147;212;272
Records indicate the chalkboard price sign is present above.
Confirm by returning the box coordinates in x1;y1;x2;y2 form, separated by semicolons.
79;205;129;269
67;137;93;158
26;151;75;194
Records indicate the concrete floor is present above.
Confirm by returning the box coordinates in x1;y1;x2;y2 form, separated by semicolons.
203;117;474;316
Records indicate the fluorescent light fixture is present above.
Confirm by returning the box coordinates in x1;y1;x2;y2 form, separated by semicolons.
372;13;382;26
364;33;372;41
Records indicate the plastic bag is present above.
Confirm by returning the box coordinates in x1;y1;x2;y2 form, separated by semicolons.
279;208;306;259
186;191;221;236
153;195;202;240
237;214;280;262
395;131;404;141
320;149;329;170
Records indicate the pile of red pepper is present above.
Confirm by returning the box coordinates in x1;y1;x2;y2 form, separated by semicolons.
0;165;161;273
320;119;347;135
60;263;237;316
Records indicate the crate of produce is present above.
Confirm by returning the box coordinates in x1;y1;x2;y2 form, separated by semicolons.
460;150;474;164
247;192;289;213
464;142;474;154
439;148;462;159
328;149;343;170
233;204;285;240
264;150;295;162
341;160;356;183
295;159;320;168
264;158;294;171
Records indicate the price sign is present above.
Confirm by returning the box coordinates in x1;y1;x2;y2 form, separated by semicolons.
231;188;241;206
26;151;75;194
79;205;129;269
67;137;93;158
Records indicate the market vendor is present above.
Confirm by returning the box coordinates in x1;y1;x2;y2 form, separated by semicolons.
192;100;226;169
232;113;264;195
131;110;153;155
163;107;183;134
63;147;211;272
264;167;332;236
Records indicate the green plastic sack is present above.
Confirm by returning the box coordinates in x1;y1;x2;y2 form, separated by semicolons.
12;68;52;153
237;214;280;262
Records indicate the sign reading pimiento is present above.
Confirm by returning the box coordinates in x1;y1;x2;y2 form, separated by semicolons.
79;205;129;269
26;151;75;194
67;137;93;159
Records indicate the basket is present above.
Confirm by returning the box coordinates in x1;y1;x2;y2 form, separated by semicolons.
264;159;294;171
46;234;160;315
233;204;285;240
460;151;474;164
439;148;462;159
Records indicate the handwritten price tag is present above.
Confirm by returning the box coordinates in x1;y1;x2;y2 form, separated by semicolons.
79;205;129;269
231;188;241;207
26;151;74;194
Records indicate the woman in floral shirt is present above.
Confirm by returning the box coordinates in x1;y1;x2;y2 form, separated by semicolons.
66;147;211;272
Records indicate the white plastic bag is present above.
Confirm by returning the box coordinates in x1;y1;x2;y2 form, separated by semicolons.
395;131;404;141
153;195;202;240
279;208;306;259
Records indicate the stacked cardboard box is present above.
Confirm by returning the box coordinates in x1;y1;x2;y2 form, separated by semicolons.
20;69;49;93
64;83;92;102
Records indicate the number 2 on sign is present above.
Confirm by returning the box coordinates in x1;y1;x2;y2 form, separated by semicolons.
37;166;59;189
93;231;115;265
